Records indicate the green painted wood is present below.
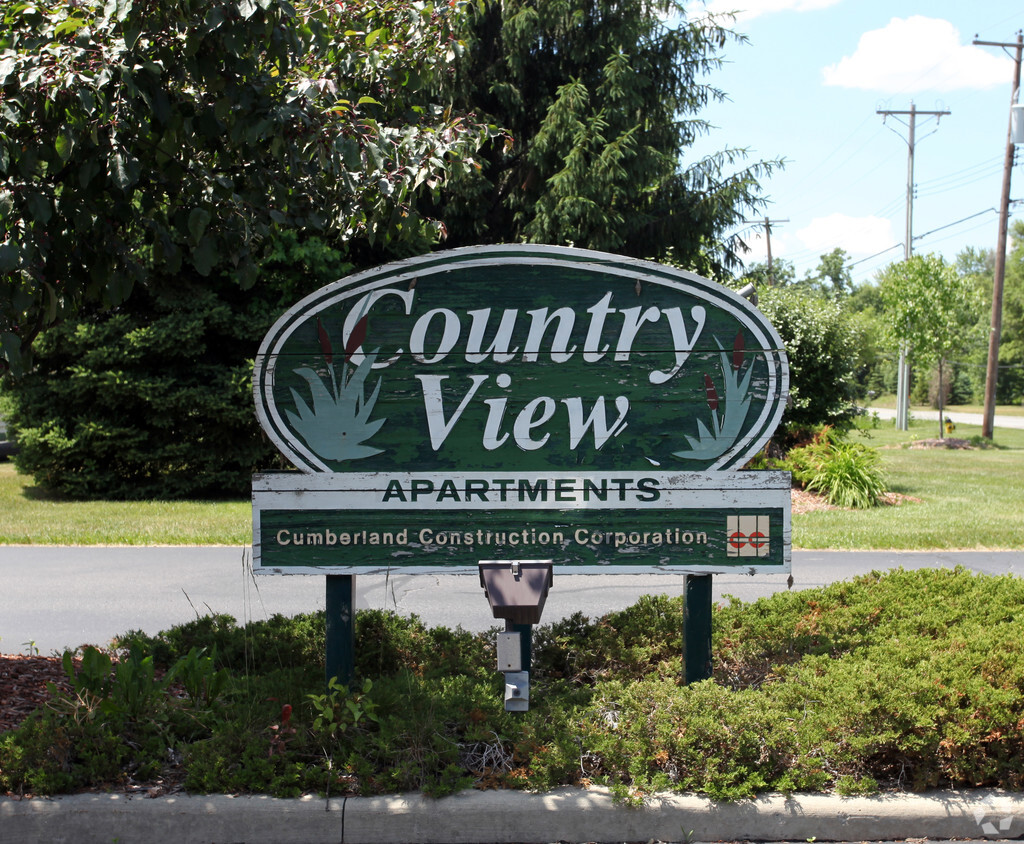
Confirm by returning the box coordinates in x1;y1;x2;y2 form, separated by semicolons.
253;246;788;476
252;246;792;576
255;504;786;570
252;469;790;573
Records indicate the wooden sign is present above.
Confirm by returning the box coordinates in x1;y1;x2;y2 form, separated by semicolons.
253;245;791;574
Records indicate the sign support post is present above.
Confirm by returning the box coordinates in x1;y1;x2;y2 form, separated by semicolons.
684;573;713;684
325;574;355;688
511;622;533;673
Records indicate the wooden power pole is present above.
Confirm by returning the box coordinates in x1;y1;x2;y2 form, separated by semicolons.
973;32;1024;440
745;217;789;285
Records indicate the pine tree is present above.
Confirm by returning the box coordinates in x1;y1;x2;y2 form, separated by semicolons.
431;0;779;276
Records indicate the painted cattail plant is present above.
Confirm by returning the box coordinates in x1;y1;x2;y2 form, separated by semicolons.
285;308;386;461
674;331;755;462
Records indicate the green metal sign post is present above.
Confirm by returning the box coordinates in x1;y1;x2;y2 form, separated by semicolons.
252;245;791;688
325;574;355;688
684;574;714;684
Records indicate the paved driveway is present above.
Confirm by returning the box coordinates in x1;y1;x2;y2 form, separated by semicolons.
2;546;1022;654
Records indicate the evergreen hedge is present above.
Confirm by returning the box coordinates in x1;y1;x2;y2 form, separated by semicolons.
1;235;352;499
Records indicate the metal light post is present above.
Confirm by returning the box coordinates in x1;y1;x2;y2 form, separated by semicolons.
877;104;950;430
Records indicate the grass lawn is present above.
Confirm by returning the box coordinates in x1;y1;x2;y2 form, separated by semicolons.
867;397;1024;417
792;419;1024;550
1;416;1022;549
0;462;250;545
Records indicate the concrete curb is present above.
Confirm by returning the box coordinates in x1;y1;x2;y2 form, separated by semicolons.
3;787;1024;843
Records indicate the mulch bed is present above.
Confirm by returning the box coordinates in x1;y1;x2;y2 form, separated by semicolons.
907;437;974;449
0;653;73;734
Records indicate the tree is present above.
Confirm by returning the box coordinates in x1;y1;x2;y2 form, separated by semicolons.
878;253;985;437
843;280;892;400
2;233;352;499
804;248;853;298
425;0;779;276
951;245;996;405
0;0;487;376
744;249;852;298
754;285;860;434
993;221;1024;404
742;259;796;289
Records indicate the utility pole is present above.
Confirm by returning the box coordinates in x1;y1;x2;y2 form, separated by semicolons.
877;103;951;430
744;217;789;285
974;33;1023;441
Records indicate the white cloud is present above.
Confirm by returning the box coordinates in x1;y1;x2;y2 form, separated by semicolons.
796;214;896;257
737;227;797;266
702;0;840;24
823;16;1012;92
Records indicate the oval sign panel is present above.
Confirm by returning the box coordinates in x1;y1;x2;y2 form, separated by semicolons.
254;245;788;475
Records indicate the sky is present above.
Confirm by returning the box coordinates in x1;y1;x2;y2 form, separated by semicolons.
684;0;1022;286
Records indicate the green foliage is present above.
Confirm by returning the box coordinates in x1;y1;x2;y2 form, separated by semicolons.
4;279;277;498
175;647;232;711
7;570;1024;800
117;611;326;673
877;254;986;431
1;232;354;498
308;677;379;740
807;248;854;298
715;568;1024;791
432;0;779;275
743;258;796;289
0;643;230;793
755;286;860;430
784;430;888;508
878;254;985;375
995;221;1024;404
747;250;852;299
0;0;489;375
55;644;229;720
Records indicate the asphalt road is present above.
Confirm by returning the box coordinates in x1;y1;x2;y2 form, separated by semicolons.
866;406;1024;429
2;546;1023;654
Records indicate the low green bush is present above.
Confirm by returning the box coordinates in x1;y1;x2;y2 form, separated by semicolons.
784;429;888;508
4;568;1024;800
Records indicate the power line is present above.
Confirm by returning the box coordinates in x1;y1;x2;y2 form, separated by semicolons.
850;243;904;268
917;154;1005;191
916;159;1007;199
912;208;999;242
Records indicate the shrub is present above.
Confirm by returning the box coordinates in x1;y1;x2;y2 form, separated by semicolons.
3;280;279;499
784;429;887;508
803;442;886;508
6;570;1024;800
755;286;860;432
2;234;352;499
